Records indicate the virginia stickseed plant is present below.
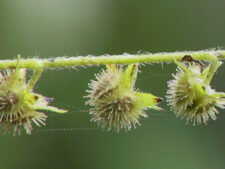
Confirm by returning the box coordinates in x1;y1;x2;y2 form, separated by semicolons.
0;50;224;135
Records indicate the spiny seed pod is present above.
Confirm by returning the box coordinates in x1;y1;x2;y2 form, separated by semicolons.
86;64;162;132
0;57;67;135
167;60;225;125
1;108;47;135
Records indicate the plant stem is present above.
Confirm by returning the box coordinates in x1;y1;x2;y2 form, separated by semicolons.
27;68;43;91
0;50;224;70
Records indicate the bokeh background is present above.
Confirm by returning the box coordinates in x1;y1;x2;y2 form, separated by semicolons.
0;0;225;169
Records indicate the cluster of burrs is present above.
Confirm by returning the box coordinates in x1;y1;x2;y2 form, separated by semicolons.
86;57;225;131
0;54;224;135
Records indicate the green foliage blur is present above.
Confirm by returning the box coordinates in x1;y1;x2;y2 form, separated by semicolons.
0;1;224;169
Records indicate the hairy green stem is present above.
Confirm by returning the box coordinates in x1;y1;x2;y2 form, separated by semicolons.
27;68;43;91
204;59;221;85
0;50;224;70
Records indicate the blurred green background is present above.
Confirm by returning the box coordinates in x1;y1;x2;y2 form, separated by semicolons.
0;0;225;169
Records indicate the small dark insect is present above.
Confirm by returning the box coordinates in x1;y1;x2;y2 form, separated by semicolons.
181;55;205;68
8;66;16;69
49;58;55;62
182;55;198;63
